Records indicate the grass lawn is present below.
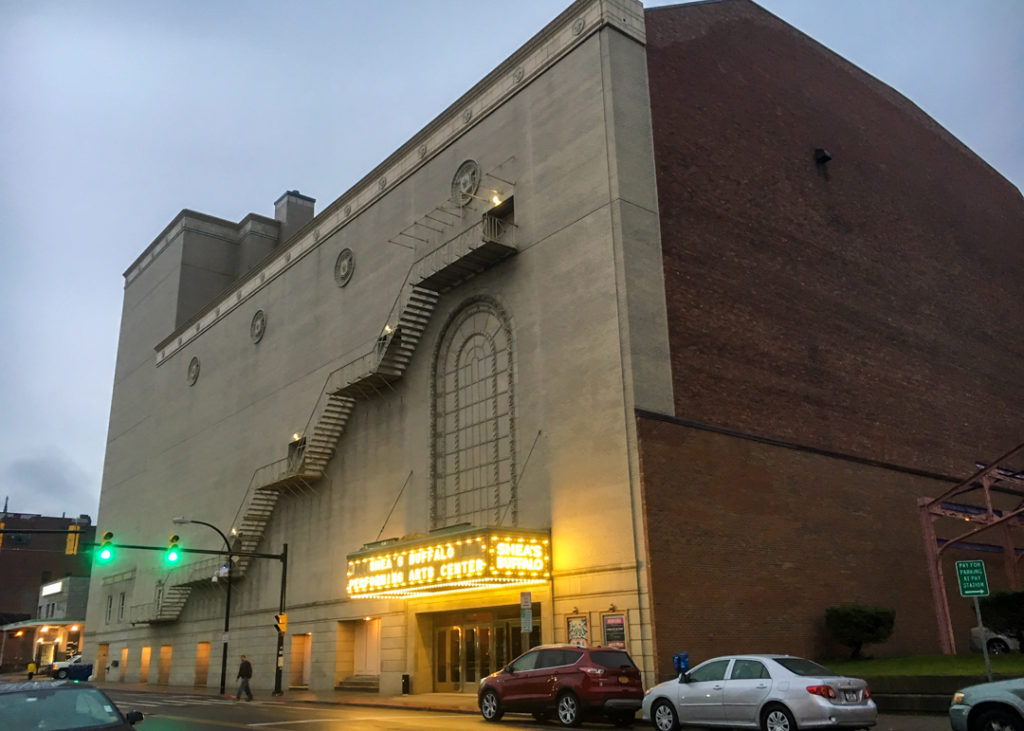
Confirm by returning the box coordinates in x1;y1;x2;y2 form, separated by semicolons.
826;654;1024;677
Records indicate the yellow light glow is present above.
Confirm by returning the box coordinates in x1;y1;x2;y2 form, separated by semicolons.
36;638;43;644
347;527;550;599
292;433;301;441
491;193;502;205
70;625;79;632
40;627;47;633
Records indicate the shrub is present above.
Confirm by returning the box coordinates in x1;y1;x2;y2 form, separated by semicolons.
981;590;1024;641
825;604;895;659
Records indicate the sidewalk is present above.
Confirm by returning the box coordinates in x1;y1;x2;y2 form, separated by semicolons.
0;672;479;713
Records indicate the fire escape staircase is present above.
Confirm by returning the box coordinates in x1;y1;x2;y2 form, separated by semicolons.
136;202;516;624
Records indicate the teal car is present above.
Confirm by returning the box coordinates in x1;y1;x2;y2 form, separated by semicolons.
949;677;1024;731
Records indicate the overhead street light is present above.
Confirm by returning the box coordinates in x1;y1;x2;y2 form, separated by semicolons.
173;516;233;696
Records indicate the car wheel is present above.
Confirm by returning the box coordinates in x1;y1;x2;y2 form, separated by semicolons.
556;691;582;727
762;704;797;731
56;669;69;680
651;700;679;731
988;639;1011;655
480;689;504;722
972;708;1023;731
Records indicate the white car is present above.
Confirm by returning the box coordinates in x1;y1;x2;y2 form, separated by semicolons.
969;626;1020;655
49;654;84;679
642;654;877;731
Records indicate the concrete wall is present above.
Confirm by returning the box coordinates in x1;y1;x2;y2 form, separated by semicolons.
85;0;664;691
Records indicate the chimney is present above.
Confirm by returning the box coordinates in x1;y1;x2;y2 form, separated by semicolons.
274;190;315;242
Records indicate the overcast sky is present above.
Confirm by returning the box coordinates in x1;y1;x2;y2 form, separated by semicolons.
1;0;1021;522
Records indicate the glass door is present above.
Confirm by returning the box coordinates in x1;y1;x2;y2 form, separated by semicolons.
435;626;462;692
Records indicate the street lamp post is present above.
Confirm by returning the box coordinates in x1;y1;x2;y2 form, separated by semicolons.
173;517;232;696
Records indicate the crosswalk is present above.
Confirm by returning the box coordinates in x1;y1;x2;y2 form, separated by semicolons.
107;691;248;710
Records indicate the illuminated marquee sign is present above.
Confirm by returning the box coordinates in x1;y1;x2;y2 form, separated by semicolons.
347;527;550;599
41;581;64;597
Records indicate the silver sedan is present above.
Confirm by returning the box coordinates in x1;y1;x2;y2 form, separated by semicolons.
641;654;877;731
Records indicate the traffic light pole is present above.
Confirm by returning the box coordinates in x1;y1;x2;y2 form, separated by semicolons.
274;543;288;696
3;529;288;695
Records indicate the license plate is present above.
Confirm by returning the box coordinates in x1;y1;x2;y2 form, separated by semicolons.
844;691;859;702
618;675;630;685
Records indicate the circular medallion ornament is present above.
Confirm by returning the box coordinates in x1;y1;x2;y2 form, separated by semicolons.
461;109;473;124
250;310;267;344
343;204;352;217
451;160;481;207
187;356;200;386
334;248;355;287
572;17;586;35
513;67;525;84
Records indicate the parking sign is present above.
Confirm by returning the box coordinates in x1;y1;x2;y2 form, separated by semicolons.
955;560;989;597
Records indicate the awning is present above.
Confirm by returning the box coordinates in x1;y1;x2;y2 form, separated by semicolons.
1;619;84;632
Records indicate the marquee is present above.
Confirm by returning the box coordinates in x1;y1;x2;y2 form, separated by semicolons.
347;526;550;599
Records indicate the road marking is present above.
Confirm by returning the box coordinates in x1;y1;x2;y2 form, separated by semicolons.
247;714;460;727
153;714;253;728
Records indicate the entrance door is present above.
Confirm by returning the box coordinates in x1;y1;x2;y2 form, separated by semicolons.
139;647;151;684
435;624;494;692
354;618;380;675
94;644;109;682
434;626;461;692
194;642;211;687
464;625;493;686
157;645;172;685
290;634;311;688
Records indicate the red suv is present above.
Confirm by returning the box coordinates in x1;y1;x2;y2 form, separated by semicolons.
478;644;643;727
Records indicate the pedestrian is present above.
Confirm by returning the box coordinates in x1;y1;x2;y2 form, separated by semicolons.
27;660;37;680
235;654;253;701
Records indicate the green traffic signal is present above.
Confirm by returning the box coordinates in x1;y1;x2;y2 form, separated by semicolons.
166;534;181;564
97;531;114;563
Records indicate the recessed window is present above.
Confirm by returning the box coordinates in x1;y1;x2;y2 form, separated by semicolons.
431;299;517;527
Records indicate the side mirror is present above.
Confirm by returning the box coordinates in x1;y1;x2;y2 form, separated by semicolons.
126;710;145;725
504;665;514;674
679;672;690;684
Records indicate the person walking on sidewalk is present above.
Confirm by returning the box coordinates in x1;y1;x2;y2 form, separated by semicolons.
27;660;37;680
235;655;253;701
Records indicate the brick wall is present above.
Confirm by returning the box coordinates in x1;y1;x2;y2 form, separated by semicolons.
637;415;1001;678
645;0;1024;477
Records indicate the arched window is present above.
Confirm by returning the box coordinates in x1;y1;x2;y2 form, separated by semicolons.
431;299;516;528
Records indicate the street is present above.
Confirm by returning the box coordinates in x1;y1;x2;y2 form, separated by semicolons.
102;689;952;731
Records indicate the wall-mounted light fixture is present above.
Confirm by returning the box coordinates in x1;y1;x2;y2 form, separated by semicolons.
814;148;832;181
608;604;617;612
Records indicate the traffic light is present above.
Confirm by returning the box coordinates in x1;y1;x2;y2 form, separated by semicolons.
274;613;287;634
97;531;114;563
166;534;181;564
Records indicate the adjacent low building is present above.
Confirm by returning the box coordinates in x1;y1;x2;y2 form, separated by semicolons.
84;0;1024;694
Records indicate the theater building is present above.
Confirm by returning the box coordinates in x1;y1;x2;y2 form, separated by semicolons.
84;0;1024;693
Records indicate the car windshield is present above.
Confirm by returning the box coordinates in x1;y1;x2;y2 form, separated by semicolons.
773;657;837;677
590;650;637;670
0;686;124;730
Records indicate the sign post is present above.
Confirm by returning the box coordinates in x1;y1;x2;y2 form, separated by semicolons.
521;591;533;652
955;560;992;682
